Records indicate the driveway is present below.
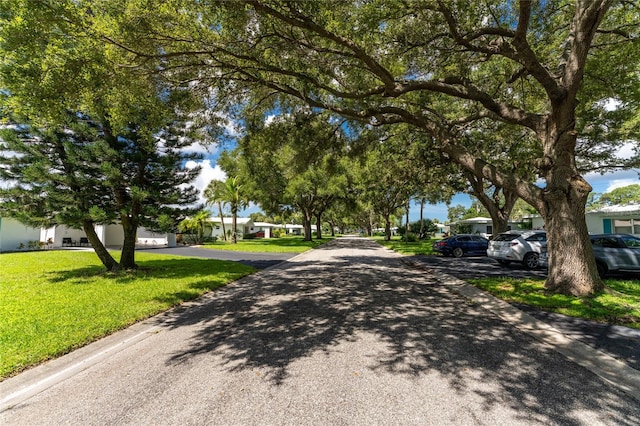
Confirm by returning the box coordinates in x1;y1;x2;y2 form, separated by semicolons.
2;237;639;424
138;245;297;269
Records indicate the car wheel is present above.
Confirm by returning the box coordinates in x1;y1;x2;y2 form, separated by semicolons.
497;259;510;266
452;247;464;258
596;262;607;277
523;253;539;269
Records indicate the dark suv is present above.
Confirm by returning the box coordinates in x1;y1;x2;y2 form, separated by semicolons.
432;234;489;258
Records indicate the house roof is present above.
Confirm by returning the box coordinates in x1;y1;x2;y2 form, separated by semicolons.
208;217;253;225
450;216;531;225
252;222;282;228
588;204;640;215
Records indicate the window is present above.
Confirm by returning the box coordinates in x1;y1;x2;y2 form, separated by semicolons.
592;237;621;248
621;235;640;248
493;234;519;242
525;233;547;242
614;219;633;234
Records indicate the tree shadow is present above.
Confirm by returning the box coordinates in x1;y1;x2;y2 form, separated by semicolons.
43;257;255;286
158;245;640;424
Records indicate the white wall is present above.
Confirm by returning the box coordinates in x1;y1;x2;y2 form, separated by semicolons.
586;215;604;234
137;227;168;245
0;218;42;252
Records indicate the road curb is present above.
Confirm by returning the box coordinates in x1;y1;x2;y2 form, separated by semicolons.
433;271;640;402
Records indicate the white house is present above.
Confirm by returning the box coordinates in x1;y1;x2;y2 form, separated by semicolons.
530;204;640;236
449;216;530;238
0;217;42;252
41;224;176;248
248;222;282;238
435;223;450;237
206;217;254;239
283;224;318;235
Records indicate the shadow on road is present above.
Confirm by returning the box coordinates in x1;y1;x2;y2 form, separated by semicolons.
156;239;639;425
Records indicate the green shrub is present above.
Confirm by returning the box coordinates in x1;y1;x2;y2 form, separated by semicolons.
404;233;419;242
243;233;257;240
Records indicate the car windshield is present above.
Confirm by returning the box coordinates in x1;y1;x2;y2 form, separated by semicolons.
492;234;520;242
621;235;640;248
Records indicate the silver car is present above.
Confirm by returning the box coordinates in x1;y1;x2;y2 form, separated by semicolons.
590;234;640;276
487;230;547;269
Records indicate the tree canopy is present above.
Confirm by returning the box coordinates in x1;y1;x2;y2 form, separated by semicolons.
2;1;640;294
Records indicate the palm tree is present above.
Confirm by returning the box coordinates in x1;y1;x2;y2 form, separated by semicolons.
222;177;249;243
203;179;227;241
207;177;249;244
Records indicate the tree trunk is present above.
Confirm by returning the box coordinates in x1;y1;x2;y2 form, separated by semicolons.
384;215;392;241
329;220;336;237
119;216;138;270
302;215;313;241
465;172;518;237
315;214;323;239
483;189;517;236
419;198;425;239
231;208;238;243
218;201;227;241
535;98;604;296
82;220;120;271
404;200;410;242
541;189;603;295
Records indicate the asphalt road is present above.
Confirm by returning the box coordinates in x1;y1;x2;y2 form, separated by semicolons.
138;245;297;269
2;237;639;425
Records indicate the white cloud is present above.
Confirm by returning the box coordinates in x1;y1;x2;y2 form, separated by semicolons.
614;142;637;160
184;159;227;205
181;142;220;155
584;169;639;193
604;178;640;193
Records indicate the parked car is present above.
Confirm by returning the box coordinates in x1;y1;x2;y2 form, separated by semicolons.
487;230;547;269
432;234;489;258
590;234;640;276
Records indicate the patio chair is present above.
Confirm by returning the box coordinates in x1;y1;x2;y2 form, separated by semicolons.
62;237;73;247
80;237;89;247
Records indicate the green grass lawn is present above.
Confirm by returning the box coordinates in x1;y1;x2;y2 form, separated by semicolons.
467;277;640;329
372;236;438;255
0;250;255;380
200;236;334;253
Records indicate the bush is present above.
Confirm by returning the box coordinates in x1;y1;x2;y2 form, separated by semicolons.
243;233;257;240
404;233;419;242
272;228;285;238
398;219;438;240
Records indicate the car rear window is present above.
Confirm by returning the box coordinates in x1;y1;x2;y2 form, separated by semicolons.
525;233;546;242
622;236;640;248
592;237;621;248
493;234;519;242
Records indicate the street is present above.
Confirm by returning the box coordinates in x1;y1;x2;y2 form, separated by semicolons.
2;237;639;425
